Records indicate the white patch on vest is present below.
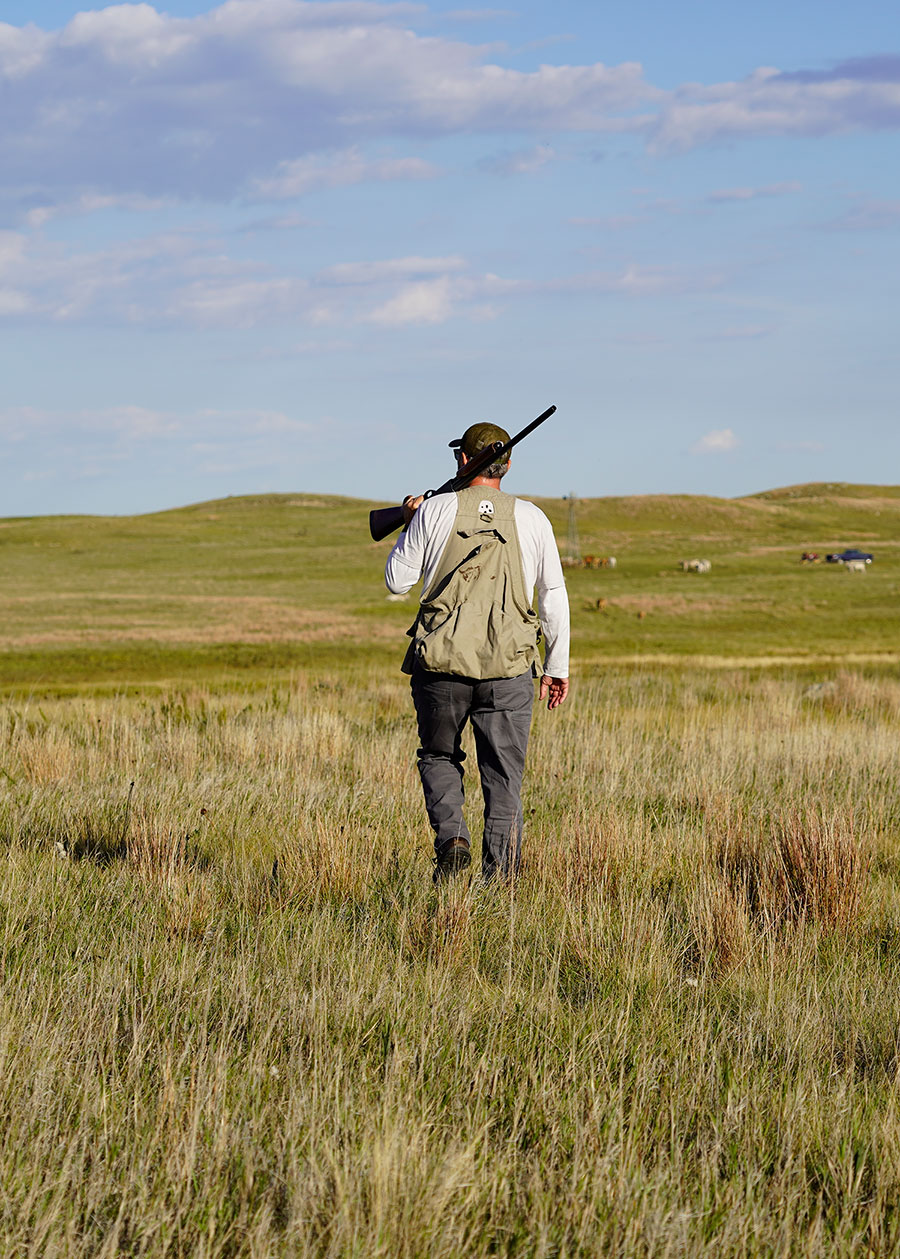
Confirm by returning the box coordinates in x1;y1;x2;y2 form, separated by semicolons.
478;499;495;522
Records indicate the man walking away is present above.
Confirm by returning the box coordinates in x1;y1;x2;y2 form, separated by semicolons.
385;422;570;884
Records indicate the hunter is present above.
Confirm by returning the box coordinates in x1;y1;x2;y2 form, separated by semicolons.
385;421;570;884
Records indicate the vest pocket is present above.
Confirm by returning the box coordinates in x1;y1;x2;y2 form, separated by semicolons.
415;600;537;678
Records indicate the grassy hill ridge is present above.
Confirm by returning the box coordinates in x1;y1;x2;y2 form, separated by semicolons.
537;483;900;549
5;479;900;540
746;481;900;501
0;483;897;691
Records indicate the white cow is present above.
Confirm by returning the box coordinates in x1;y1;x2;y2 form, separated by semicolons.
844;560;866;573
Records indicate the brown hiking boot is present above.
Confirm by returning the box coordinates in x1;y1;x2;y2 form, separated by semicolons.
433;838;472;885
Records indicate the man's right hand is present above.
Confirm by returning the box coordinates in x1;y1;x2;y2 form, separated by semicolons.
539;676;569;710
402;495;425;528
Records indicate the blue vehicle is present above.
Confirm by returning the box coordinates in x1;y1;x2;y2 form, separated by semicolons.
825;549;874;564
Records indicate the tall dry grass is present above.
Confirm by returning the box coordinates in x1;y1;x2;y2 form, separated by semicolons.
1;669;899;1256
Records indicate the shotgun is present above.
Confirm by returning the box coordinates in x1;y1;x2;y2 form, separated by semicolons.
368;404;557;542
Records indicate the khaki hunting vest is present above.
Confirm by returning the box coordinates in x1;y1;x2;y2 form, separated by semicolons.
402;486;540;679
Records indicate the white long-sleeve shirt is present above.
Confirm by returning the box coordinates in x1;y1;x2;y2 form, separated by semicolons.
385;491;570;677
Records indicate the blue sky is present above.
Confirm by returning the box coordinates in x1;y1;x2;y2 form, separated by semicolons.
1;1;899;515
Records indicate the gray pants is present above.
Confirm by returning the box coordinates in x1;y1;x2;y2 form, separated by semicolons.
410;666;534;879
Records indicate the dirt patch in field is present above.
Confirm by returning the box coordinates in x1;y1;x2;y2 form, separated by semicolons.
606;594;763;616
0;595;397;647
825;496;900;511
579;651;900;668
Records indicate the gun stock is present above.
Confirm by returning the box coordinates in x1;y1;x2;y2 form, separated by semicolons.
369;504;407;542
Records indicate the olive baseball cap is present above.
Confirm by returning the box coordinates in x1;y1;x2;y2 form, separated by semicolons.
449;421;511;457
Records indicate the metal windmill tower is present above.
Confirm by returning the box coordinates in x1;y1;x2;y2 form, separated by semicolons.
564;492;580;565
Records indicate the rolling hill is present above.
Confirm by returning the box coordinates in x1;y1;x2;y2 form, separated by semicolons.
1;484;897;691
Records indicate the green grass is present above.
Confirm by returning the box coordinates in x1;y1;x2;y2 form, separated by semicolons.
1;482;899;691
2;485;900;1254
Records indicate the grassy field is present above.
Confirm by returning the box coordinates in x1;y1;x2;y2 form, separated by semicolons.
1;480;898;691
1;485;899;1255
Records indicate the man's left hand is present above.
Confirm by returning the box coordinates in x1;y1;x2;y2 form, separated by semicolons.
539;676;569;710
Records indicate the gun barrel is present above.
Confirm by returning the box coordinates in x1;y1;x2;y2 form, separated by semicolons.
369;403;556;541
502;403;556;457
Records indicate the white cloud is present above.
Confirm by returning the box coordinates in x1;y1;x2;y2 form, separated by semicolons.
24;193;171;228
0;225;322;327
0;231;28;267
367;275;457;325
334;257;721;325
0;219;731;328
59;5;195;66
311;254;513;324
0;20;50;79
0;288;30;315
252;149;440;199
0;2;655;213
548;263;725;297
0;222;499;328
319;257;497;324
4;6;896;223
690;428;740;455
164;276;310;327
652;60;900;151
